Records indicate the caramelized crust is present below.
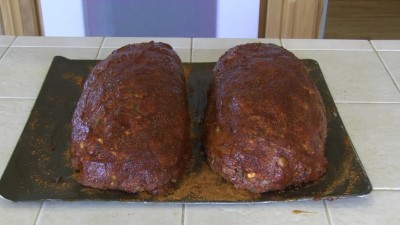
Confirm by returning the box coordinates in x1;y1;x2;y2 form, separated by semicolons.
204;43;327;193
71;42;190;194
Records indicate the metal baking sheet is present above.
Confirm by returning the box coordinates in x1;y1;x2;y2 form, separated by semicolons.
0;56;372;202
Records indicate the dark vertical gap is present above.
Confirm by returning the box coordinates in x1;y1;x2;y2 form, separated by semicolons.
0;6;4;35
279;0;285;38
34;0;44;36
288;0;297;38
258;0;267;38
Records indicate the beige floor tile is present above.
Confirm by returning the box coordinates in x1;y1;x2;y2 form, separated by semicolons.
378;51;400;91
36;201;182;225
13;36;103;48
282;39;373;51
292;50;400;102
0;36;15;47
185;201;329;225
336;103;400;189
0;47;98;98
0;199;41;225
371;40;400;51
326;191;400;225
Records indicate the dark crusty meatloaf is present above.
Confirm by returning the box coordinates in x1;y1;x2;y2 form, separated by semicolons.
204;43;327;193
70;42;191;194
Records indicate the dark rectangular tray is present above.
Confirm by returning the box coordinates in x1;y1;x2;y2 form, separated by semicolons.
0;56;372;202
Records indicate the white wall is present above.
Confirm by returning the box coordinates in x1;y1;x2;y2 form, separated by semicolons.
40;0;85;36
216;0;260;38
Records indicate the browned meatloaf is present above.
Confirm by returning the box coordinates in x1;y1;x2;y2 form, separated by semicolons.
204;43;327;193
70;42;191;194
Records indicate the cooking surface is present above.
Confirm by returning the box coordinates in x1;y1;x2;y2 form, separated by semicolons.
0;56;371;202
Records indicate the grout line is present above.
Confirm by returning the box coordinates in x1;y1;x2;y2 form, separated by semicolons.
9;46;101;49
0;37;17;63
190;38;193;63
323;200;333;225
181;204;186;225
373;188;400;191
0;47;10;63
287;48;373;51
335;101;400;104
0;97;36;100
0;36;17;48
369;40;400;52
9;37;103;49
373;49;400;95
374;49;400;52
95;37;106;60
187;47;373;52
11;36;20;47
369;40;378;51
33;201;44;225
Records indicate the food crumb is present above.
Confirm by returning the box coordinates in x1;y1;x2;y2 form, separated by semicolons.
97;138;104;144
313;196;322;201
292;210;315;215
327;196;336;201
215;126;220;133
247;173;256;178
278;157;286;167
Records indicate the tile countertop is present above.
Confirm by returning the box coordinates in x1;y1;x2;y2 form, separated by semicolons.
0;36;400;225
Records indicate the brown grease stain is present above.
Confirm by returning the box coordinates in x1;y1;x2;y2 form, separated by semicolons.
62;72;84;87
183;64;192;81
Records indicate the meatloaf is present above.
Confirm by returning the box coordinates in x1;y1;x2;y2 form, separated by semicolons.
204;43;327;193
70;42;191;194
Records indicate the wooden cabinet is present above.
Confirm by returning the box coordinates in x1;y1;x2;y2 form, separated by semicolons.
325;0;400;39
0;0;41;35
261;0;325;38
